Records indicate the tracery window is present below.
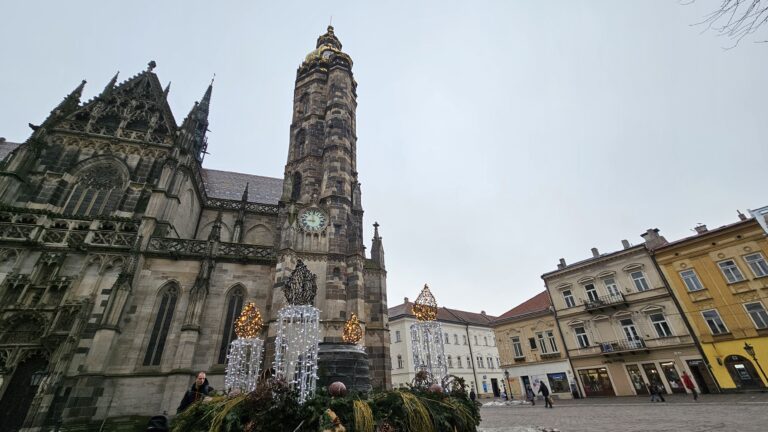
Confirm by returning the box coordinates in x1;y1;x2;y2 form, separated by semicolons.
291;172;302;201
143;284;178;366
64;160;127;216
217;286;245;364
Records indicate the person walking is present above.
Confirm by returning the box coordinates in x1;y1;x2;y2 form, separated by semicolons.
469;388;476;402
525;385;536;406
681;371;698;401
648;383;665;402
538;382;553;408
177;371;214;413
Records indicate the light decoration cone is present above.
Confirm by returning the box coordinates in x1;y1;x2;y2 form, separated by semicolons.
273;260;321;404
225;302;264;394
410;284;448;385
342;313;363;344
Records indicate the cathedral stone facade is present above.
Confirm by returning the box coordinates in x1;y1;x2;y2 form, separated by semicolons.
0;26;390;430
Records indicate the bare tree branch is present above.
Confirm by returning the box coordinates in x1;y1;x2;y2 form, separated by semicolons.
685;0;768;47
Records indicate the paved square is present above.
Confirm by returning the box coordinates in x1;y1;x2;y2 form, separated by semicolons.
479;394;768;432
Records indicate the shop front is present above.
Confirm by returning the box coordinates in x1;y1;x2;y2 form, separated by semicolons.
577;367;615;397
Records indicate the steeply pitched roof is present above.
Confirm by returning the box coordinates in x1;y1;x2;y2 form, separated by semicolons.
0;140;21;162
201;169;283;204
493;291;551;325
388;301;497;327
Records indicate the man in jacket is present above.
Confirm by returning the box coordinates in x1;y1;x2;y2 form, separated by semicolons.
538;381;553;408
177;371;214;413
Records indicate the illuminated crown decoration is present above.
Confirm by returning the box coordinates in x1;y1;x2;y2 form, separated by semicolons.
342;313;363;344
412;284;438;322
235;302;263;339
283;260;318;305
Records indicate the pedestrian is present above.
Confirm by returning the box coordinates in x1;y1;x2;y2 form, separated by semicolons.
538;382;553;408
469;388;476;402
648;383;665;402
177;371;214;413
525;385;535;406
681;371;698;401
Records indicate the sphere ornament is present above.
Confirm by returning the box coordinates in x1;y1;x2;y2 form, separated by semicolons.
342;313;363;344
412;284;438;322
428;383;444;394
328;381;347;397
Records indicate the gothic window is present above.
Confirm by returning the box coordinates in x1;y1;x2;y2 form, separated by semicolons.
217;286;245;364
143;284;178;366
64;160;128;216
1;318;44;344
397;354;403;369
295;130;306;158
299;94;309;115
291;172;302;201
332;267;341;279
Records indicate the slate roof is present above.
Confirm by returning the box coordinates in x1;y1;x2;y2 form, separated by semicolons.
492;291;551;325
388;301;497;327
0;140;21;162
201;169;283;204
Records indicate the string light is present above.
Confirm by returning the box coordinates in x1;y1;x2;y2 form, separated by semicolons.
225;303;264;394
410;284;447;386
412;284;438;321
342;313;363;344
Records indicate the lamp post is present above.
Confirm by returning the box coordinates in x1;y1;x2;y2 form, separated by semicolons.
743;342;768;386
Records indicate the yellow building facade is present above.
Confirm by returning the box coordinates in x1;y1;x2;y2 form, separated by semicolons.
654;216;768;391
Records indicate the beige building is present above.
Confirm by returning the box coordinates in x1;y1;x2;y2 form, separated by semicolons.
542;233;709;397
493;291;575;400
388;298;505;398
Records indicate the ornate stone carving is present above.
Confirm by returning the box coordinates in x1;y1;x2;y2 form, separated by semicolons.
283;260;317;305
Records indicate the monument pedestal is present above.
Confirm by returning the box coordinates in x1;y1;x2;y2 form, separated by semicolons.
317;342;371;394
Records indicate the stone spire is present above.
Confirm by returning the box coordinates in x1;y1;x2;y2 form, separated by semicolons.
241;182;249;202
179;80;213;161
316;25;342;50
371;222;385;269
100;71;119;98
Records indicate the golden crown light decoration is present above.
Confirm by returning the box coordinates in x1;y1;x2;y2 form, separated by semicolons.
410;284;448;386
273;260;321;404
225;302;264;394
342;313;363;344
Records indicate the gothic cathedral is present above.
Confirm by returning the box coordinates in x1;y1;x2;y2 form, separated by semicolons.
0;26;390;430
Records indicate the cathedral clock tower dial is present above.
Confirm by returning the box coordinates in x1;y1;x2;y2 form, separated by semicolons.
299;208;327;232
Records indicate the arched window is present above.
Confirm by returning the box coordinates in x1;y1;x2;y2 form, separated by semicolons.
397;354;403;369
143;284;178;366
64;159;128;216
295;129;306;158
290;172;302;201
299;93;309;115
217;286;245;364
447;355;453;368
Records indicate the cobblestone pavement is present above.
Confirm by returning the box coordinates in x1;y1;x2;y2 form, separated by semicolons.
479;393;768;432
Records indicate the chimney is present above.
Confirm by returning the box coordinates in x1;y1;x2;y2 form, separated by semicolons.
0;137;6;143
481;310;486;315
591;247;600;257
404;297;409;304
694;224;708;234
737;210;747;221
557;258;566;270
641;228;668;250
621;239;631;249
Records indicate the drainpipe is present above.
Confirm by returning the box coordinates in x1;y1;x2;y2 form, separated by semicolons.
649;248;722;393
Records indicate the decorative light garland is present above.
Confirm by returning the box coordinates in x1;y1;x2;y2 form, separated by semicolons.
412;284;438;322
225;302;264;394
342;313;363;344
410;284;447;385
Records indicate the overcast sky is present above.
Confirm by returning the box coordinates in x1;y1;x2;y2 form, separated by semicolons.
2;1;766;316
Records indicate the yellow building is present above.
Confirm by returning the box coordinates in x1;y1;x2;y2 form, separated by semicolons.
493;291;575;400
654;212;768;391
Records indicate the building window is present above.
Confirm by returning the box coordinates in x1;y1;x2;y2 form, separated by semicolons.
702;309;728;335
744;253;768;278
395;330;401;342
477;356;484;368
457;356;463;368
454;334;459;344
496;357;501;367
680;269;704;292
528;337;537;350
562;289;575;308
397;355;403;369
290;172;302;201
511;336;523;358
574;326;589;348
411;328;419;342
630;271;650;291
467;356;471;368
547;330;558;352
445;333;450;344
487;356;494;369
584;283;599;302
217;286;245;364
603;277;620;296
718;259;745;283
744;302;768;329
650;313;673;338
536;332;549;354
463;335;467;345
447;355;453;368
143;285;178;366
484;336;488;346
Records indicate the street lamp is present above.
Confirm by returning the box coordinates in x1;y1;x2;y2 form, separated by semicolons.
743;342;768;385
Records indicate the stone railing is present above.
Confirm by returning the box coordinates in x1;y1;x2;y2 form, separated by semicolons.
205;198;279;215
147;237;208;256
146;237;276;262
217;242;276;261
644;334;695;348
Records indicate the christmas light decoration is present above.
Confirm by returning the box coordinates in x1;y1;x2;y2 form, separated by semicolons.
412;284;437;321
225;302;264;394
342;312;363;344
410;284;447;385
273;259;321;404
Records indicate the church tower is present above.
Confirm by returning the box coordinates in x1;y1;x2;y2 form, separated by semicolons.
272;27;390;387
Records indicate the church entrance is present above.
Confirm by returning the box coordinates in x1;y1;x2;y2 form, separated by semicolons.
725;355;765;389
0;353;48;432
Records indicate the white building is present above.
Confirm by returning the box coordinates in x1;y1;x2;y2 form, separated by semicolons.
389;298;506;398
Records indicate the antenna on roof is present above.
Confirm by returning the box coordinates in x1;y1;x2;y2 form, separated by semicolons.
329;15;333;26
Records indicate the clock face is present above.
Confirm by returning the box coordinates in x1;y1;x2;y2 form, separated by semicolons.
299;209;328;232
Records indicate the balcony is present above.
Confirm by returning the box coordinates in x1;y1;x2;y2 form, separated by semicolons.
599;338;647;355
540;352;562;360
583;293;628;313
513;356;526;363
